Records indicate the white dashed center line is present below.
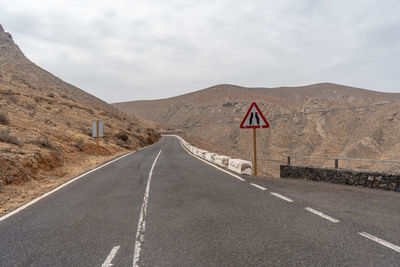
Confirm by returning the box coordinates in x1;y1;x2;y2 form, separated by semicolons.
250;183;267;190
133;150;162;267
305;207;340;223
270;192;294;202
102;246;120;267
359;232;400;253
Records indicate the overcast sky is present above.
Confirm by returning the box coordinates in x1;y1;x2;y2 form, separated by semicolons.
1;0;399;102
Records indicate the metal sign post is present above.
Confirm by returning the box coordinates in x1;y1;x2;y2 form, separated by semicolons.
92;120;103;154
253;128;257;176
240;102;269;176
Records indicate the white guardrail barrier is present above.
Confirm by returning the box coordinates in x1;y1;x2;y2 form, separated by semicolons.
171;135;253;175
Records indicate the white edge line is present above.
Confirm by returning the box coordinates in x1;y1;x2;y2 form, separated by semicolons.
359;232;400;253
305;207;340;223
137;140;161;151
101;245;121;267
0;151;136;222
250;183;267;190
174;137;246;182
270;192;294;202
133;150;162;267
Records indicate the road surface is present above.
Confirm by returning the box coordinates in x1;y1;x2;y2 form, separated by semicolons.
1;136;399;266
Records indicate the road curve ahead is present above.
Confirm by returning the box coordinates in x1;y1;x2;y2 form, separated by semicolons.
1;136;400;266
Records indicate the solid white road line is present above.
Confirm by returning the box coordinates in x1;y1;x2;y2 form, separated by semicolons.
0;151;136;222
305;207;340;223
101;246;121;267
133;150;162;267
137;140;161;151
250;183;267;190
176;138;246;182
359;232;400;253
270;192;294;202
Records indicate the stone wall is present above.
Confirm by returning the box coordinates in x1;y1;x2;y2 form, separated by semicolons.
280;165;400;192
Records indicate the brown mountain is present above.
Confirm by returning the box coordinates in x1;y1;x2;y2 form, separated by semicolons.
114;83;400;176
0;24;160;214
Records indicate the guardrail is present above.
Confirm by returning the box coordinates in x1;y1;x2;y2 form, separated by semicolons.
286;155;400;170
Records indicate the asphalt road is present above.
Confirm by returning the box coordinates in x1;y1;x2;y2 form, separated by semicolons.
1;136;399;266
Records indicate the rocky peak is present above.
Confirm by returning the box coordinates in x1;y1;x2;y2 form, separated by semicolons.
0;24;14;43
0;24;25;60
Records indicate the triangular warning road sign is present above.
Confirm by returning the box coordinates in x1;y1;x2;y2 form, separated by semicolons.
240;102;269;129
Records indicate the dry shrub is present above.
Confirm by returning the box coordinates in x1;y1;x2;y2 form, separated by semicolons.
47;92;55;98
116;139;125;147
33;136;54;150
145;128;161;144
7;96;18;105
115;131;128;142
0;129;23;147
29;110;36;117
74;138;85;151
0;90;12;96
0;112;9;125
81;126;92;137
25;103;36;110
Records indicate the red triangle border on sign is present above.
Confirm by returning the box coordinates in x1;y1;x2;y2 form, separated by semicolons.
240;102;270;129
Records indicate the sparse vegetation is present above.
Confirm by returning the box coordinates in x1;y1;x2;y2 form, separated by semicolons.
7;96;18;104
33;136;54;150
0;90;11;96
0;112;10;125
0;129;23;147
29;110;36;117
74;138;85;151
45;119;56;126
0;26;161;217
116;139;125;147
222;102;238;107
25;103;36;110
115;131;129;142
81;126;92;137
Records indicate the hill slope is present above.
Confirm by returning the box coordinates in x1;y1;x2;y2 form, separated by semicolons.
114;83;400;176
0;24;160;214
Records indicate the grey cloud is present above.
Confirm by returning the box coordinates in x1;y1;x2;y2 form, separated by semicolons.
0;0;399;102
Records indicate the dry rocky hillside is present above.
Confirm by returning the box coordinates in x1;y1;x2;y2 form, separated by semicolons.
0;24;161;215
114;83;400;177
